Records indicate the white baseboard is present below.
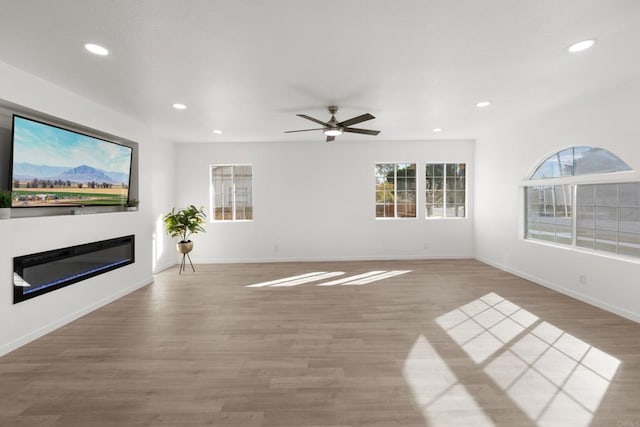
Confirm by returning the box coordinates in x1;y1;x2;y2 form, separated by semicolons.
0;276;153;357
153;260;177;274
476;256;640;324
189;254;473;264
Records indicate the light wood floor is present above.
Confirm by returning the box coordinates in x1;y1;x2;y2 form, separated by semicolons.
1;259;639;426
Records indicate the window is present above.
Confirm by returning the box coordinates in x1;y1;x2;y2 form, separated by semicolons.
210;164;253;221
576;183;640;257
525;147;640;258
526;185;573;244
531;146;631;179
426;163;466;218
375;163;416;218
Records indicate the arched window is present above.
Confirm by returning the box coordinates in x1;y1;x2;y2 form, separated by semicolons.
531;146;631;179
526;147;639;259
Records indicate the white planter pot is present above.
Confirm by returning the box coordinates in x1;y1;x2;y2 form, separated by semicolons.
0;208;10;219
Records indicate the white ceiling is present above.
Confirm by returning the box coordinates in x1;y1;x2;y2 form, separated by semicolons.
0;0;639;143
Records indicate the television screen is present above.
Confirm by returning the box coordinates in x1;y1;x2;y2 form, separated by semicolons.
11;115;133;208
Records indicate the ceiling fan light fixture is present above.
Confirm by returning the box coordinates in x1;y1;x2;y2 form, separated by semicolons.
324;128;343;137
568;39;596;53
84;43;109;56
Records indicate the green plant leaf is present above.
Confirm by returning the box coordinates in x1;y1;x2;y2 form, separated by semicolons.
163;205;206;241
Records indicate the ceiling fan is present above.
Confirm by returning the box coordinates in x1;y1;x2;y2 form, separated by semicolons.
284;106;381;142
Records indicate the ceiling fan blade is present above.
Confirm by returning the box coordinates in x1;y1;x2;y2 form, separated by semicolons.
343;127;381;136
284;128;326;133
297;114;329;127
326;135;336;142
338;113;375;128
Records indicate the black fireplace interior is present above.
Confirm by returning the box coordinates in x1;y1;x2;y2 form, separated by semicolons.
13;235;135;303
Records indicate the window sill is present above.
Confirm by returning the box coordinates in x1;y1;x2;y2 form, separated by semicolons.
375;217;418;220
522;237;640;265
425;216;468;220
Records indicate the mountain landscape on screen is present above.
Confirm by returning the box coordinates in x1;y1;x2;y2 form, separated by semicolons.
13;162;129;184
12;162;131;207
11;115;133;207
53;165;119;184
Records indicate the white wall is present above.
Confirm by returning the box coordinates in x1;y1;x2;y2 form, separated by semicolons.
0;61;155;356
174;139;475;263
475;77;640;323
150;138;178;273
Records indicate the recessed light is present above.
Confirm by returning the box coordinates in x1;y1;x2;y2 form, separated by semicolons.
84;43;109;56
568;39;596;53
476;101;491;108
213;130;223;134
432;128;443;133
172;103;187;110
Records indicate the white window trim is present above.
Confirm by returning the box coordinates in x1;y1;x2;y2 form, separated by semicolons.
209;163;253;223
375;162;418;220
522;179;640;262
425;162;468;220
521;234;640;265
521;170;638;187
525;145;634;180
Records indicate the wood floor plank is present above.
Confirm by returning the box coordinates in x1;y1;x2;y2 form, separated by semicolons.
1;259;639;426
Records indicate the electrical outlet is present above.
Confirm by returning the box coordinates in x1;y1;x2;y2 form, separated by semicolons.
273;244;279;253
579;274;587;285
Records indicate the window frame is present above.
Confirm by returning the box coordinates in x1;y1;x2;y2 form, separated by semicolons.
524;184;574;245
529;146;632;180
425;162;467;220
375;162;417;220
209;163;254;223
523;146;640;261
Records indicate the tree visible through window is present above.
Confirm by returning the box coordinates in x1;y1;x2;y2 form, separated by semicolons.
210;164;253;221
375;163;416;218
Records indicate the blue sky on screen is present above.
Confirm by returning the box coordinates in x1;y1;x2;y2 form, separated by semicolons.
12;116;132;173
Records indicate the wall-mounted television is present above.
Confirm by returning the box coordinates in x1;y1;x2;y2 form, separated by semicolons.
10;115;133;208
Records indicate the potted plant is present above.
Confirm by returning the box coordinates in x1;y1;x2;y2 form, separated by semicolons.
0;191;12;220
163;205;206;272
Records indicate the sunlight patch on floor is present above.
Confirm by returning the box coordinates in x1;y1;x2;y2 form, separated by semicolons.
434;292;620;426
344;270;412;285
317;270;386;286
246;272;330;287
245;270;412;288
402;334;496;427
270;271;345;287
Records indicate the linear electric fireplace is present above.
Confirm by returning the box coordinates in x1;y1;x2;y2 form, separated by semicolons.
13;235;135;303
